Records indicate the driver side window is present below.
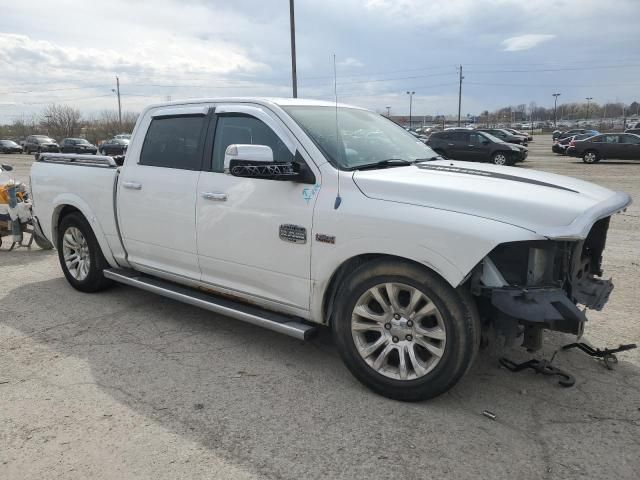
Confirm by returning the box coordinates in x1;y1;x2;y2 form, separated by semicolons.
212;115;294;172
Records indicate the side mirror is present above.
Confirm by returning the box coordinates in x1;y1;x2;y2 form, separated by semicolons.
224;144;308;182
1;163;13;171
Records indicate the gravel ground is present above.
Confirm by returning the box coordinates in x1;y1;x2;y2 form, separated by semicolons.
1;138;639;480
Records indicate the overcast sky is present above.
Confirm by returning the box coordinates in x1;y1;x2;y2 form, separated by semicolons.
1;0;639;122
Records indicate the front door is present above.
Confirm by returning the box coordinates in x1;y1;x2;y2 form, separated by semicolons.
117;106;210;279
195;104;318;311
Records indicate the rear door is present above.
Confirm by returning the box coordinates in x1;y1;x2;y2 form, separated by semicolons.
117;105;210;279
447;131;472;160
467;132;491;162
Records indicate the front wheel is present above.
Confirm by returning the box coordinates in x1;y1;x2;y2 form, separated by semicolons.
57;212;113;292
99;149;106;155
492;152;513;166
332;259;479;401
583;150;600;163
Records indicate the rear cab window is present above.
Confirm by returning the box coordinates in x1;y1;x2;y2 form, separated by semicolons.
140;115;207;170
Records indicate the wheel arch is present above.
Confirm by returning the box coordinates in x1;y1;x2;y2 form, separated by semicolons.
319;253;457;326
51;197;117;267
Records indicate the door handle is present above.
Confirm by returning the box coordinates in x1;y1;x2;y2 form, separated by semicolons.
201;192;228;201
122;181;142;190
448;143;454;146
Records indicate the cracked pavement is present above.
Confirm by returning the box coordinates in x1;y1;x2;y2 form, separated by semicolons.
1;138;639;479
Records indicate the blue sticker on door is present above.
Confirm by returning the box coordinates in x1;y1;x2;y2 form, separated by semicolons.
302;184;320;204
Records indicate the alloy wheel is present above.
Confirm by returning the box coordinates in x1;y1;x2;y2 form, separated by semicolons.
351;282;447;381
62;226;91;281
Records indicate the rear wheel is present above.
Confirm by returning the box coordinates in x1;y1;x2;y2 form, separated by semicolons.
583;150;600;163
332;259;479;401
57;212;113;292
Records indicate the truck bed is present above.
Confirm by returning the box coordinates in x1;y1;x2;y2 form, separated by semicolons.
30;153;123;265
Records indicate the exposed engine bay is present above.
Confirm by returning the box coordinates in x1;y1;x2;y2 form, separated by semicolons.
472;216;614;350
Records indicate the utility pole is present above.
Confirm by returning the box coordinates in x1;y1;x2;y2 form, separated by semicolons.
112;76;122;128
289;0;298;98
457;65;464;127
552;93;561;128
585;97;593;121
406;91;415;130
385;106;391;117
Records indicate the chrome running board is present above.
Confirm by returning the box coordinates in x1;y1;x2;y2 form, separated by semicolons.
103;268;317;340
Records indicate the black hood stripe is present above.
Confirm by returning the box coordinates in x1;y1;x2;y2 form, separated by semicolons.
416;164;579;193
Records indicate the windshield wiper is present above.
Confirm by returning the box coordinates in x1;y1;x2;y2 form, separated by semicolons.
415;156;443;162
350;158;414;170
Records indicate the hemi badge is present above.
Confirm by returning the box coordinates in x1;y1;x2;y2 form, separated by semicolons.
279;224;307;244
315;234;336;244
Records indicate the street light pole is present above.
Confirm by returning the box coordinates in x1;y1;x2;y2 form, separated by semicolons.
457;65;463;127
552;93;561;128
406;91;415;129
385;106;391;117
112;76;122;129
585;97;593;121
289;0;298;98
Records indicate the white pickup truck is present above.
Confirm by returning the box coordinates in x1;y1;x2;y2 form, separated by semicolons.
30;97;631;400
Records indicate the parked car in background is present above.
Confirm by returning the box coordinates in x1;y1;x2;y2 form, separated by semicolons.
114;133;132;140
60;138;98;155
504;128;533;142
476;128;527;145
409;130;429;144
552;133;594;155
566;133;640;163
624;127;640;135
99;138;129;156
427;129;527;165
0;140;24;154
23;135;59;154
556;129;599;141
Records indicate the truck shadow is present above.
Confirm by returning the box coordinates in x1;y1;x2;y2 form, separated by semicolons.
2;278;639;479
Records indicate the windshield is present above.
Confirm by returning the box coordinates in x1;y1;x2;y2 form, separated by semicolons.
36;137;55;144
283;106;438;170
480;131;504;143
75;139;90;145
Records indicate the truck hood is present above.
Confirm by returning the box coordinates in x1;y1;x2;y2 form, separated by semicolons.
352;160;631;239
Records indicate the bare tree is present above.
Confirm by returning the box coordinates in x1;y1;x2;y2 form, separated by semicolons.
41;104;82;139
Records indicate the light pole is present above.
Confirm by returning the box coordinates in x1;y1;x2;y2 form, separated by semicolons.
289;0;298;98
406;91;415;130
585;97;593;121
385;106;391;117
552;93;561;128
111;76;122;129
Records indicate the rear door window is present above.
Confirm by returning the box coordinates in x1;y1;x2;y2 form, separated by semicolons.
140;115;207;170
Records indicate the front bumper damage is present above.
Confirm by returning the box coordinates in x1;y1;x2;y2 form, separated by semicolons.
475;215;619;350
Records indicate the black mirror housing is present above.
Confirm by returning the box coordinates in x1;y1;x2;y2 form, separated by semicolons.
228;151;315;184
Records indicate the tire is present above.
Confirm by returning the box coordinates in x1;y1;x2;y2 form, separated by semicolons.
100;149;106;155
332;258;480;401
582;150;600;164
33;231;53;250
492;151;513;166
57;212;113;292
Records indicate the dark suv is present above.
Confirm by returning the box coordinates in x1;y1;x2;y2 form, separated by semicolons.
566;133;640;163
60;138;98;154
24;135;60;154
427;129;527;165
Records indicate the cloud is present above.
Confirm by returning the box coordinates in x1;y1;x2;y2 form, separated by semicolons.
338;57;364;68
501;34;556;51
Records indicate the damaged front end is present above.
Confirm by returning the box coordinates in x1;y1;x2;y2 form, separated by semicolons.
472;217;614;351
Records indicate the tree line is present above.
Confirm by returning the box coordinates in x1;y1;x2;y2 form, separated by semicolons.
480;100;640;125
0;104;138;144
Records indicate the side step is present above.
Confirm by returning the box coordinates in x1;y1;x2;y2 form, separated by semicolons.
103;268;317;340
